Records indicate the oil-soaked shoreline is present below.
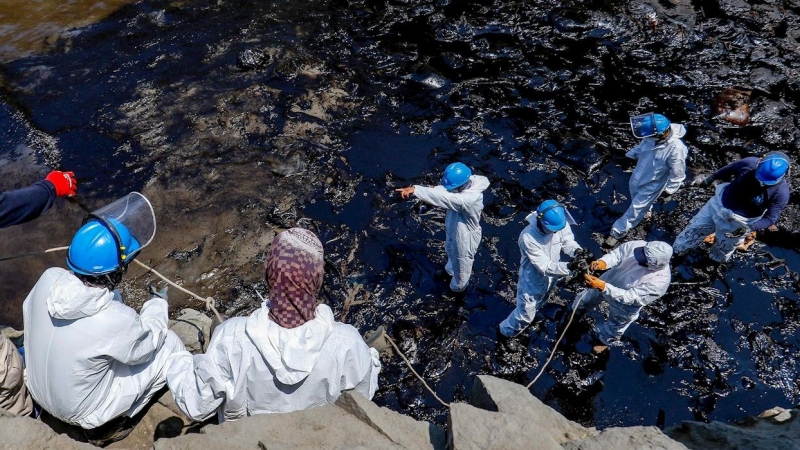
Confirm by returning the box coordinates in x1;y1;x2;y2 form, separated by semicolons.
0;0;798;430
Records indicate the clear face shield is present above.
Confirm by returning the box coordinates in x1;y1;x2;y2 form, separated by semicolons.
630;112;657;139
87;192;156;259
564;208;577;226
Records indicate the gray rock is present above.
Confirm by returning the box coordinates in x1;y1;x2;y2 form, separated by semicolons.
462;376;686;450
774;410;793;423
335;391;445;449
470;375;596;443
758;407;786;419
169;308;212;353
448;402;562;450
0;409;96;449
666;408;800;450
154;403;407;450
156;391;186;418
107;400;191;450
562;426;687;449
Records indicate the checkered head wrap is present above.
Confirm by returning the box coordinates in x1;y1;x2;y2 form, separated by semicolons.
264;228;324;328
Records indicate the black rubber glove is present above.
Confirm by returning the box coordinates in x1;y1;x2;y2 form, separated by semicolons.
725;227;751;239
568;257;589;273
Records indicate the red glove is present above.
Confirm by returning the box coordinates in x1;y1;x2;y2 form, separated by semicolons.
45;171;77;197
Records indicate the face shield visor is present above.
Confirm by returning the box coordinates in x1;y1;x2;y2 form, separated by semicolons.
560;207;577;227
630;112;657;139
87;192;156;260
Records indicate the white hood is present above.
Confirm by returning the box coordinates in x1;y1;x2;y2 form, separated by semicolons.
465;175;490;193
643;241;673;269
669;123;686;140
45;269;115;320
245;303;335;385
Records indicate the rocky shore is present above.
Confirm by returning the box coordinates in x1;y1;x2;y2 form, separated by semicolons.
2;310;797;450
1;369;797;449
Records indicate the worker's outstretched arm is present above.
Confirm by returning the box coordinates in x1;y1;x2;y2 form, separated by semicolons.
0;181;56;229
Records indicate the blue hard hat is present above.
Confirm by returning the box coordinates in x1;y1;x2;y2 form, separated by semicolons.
67;218;141;276
755;152;790;185
653;114;671;134
630;113;671;138
441;162;472;191
537;199;567;232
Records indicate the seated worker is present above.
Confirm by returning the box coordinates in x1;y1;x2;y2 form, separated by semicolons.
573;240;672;353
0;170;77;417
166;228;382;422
23;194;184;443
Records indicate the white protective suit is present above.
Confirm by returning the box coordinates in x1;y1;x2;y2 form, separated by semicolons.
22;268;185;429
413;175;490;292
499;214;581;337
611;124;687;238
573;241;671;344
165;304;380;422
673;183;761;262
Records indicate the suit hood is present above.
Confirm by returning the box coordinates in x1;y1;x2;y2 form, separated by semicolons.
669;123;686;140
45;268;115;320
245;303;335;385
465;175;490;193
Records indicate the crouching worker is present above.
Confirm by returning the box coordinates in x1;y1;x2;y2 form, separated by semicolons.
22;193;185;444
573;241;672;353
165;228;381;422
674;152;790;263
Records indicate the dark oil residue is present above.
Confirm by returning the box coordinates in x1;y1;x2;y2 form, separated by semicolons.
0;0;799;430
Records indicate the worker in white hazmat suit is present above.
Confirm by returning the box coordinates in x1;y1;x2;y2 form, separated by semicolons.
574;240;672;353
22;194;184;444
396;162;490;292
165;228;381;422
606;113;687;247
499;200;584;338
